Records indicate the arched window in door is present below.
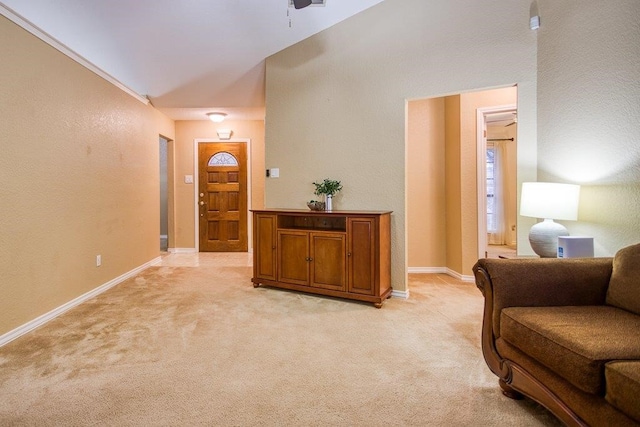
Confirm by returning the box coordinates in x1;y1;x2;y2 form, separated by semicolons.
208;151;238;166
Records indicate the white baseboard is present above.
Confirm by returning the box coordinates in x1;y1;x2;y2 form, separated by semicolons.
391;289;410;299
446;268;475;283
0;256;161;348
408;267;447;274
408;266;474;283
168;248;197;254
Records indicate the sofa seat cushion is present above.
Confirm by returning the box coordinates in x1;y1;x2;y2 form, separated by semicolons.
500;305;640;394
606;361;640;422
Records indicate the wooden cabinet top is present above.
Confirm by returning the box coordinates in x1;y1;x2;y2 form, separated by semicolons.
251;208;392;216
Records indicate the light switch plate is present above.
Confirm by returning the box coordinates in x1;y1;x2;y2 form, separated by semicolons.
184;175;194;184
270;168;280;178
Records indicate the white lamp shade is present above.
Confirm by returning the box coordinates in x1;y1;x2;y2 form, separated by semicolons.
520;182;580;220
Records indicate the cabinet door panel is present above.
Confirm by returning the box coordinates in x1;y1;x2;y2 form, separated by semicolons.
348;218;376;295
310;233;346;291
278;231;310;286
254;214;276;280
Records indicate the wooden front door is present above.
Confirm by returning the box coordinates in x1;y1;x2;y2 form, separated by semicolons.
198;143;248;252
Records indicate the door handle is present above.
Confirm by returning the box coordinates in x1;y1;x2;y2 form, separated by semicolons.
199;201;205;206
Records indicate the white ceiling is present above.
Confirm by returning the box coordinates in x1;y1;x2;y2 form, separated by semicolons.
486;112;517;128
1;0;384;120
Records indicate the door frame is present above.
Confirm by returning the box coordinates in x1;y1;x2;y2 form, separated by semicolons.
476;105;516;260
193;138;252;252
158;134;174;252
160;135;176;252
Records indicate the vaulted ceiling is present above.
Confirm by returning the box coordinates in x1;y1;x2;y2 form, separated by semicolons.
1;0;384;120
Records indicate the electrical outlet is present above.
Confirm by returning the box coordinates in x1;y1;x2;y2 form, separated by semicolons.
96;255;102;267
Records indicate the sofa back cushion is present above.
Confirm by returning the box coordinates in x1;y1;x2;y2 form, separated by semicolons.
607;243;640;315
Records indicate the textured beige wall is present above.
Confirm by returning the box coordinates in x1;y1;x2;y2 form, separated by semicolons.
173;120;265;249
0;16;175;335
536;0;640;255
445;96;463;274
505;126;517;245
407;99;446;268
265;0;537;290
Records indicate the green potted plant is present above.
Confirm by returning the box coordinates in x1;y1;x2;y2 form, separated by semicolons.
312;178;342;211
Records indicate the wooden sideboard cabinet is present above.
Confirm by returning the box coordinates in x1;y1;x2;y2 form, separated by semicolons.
251;209;392;308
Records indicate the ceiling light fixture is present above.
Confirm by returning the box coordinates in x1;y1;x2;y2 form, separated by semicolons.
292;0;312;9
207;112;227;123
289;0;325;8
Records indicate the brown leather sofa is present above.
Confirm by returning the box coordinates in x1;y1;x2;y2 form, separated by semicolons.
473;243;640;426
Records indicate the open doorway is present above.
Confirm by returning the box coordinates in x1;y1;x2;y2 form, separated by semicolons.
406;86;517;277
159;136;169;252
476;107;518;259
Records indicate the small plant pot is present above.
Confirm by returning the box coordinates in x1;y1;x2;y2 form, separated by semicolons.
307;201;326;211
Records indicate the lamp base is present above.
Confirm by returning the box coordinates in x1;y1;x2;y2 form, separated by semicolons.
529;219;569;258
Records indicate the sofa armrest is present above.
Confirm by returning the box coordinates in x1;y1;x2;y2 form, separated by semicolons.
473;257;613;339
472;257;613;386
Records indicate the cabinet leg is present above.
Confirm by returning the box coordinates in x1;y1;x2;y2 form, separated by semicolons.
374;302;383;309
253;282;260;288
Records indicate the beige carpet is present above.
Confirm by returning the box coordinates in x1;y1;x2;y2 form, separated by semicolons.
0;255;561;426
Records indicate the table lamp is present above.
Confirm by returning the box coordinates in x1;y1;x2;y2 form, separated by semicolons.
520;182;580;258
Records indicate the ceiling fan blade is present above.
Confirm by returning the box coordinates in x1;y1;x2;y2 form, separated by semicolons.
505;121;516;127
293;0;313;9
